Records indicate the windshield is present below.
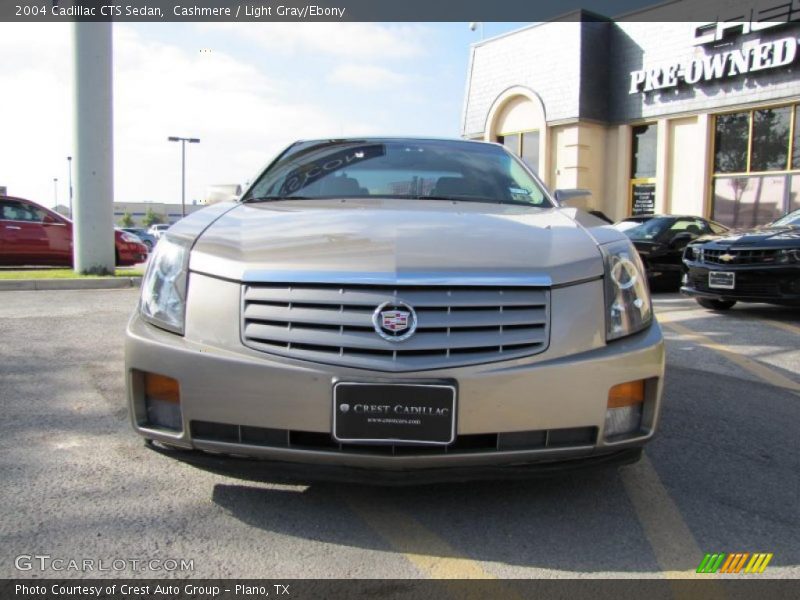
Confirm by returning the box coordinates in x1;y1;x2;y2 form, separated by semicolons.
617;217;673;240
243;139;551;207
770;209;800;227
613;220;642;232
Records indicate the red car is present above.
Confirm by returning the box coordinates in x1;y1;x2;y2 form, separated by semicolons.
0;195;148;267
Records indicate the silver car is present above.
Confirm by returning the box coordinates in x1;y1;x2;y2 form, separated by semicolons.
126;138;664;483
148;223;171;239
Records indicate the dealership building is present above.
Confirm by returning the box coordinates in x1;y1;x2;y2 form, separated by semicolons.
461;4;800;226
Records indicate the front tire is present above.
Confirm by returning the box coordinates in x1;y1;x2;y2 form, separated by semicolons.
696;298;736;311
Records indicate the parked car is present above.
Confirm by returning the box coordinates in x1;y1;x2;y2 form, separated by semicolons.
121;227;157;250
126;137;664;483
148;223;171;239
614;215;729;289
0;195;148;266
681;208;800;310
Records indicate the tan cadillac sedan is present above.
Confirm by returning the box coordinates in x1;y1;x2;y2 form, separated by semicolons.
126;138;664;483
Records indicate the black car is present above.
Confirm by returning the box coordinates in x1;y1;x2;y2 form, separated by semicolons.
681;209;800;310
614;215;729;289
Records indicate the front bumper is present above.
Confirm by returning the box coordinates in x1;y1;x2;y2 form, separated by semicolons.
681;263;800;305
125;274;665;480
145;440;643;485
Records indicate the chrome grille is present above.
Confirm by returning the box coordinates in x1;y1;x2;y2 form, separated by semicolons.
702;248;780;265
241;283;550;371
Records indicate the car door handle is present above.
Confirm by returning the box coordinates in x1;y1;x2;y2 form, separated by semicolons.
4;225;21;230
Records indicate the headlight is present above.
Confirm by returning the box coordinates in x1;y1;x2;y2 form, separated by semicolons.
139;237;189;334
776;249;800;264
601;240;652;341
684;245;703;263
120;232;141;243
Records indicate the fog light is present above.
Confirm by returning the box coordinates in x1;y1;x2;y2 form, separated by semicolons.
605;405;643;438
605;380;645;439
143;373;182;431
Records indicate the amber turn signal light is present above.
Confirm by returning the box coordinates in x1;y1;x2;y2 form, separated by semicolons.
608;379;645;408
144;372;180;404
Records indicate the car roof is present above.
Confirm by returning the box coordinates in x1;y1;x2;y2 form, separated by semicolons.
1;195;45;206
292;136;494;146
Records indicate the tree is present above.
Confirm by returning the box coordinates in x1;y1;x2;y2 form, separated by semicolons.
118;212;134;227
142;207;164;227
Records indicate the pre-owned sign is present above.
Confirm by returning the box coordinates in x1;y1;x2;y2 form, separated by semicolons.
629;36;797;94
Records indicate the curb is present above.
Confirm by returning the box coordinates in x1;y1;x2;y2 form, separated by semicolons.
0;277;142;291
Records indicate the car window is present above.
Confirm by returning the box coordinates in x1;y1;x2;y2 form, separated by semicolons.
667;218;708;237
709;222;728;234
0;200;14;221
613;219;650;232
0;200;46;222
244;139;551;207
620;217;672;240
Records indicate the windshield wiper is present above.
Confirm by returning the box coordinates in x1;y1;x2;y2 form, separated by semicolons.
423;195;541;207
242;196;314;203
423;195;504;203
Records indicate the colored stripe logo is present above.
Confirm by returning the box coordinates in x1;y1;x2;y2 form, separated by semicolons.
697;553;773;574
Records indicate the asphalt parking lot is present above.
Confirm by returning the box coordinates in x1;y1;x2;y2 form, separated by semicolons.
0;289;798;579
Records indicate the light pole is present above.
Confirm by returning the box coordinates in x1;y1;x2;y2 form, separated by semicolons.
67;156;73;219
167;136;200;217
73;21;114;275
53;177;58;208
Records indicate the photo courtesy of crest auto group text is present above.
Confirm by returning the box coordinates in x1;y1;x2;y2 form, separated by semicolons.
0;0;798;598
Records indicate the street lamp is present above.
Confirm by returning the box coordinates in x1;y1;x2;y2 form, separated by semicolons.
469;22;484;40
53;177;58;208
67;156;73;219
167;136;200;217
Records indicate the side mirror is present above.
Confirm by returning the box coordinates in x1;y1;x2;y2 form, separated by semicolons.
42;213;59;225
670;231;693;247
554;188;592;209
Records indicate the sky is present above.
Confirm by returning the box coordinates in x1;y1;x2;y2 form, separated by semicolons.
0;21;530;210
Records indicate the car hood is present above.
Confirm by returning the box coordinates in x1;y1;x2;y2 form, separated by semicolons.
188;199;609;286
693;225;800;249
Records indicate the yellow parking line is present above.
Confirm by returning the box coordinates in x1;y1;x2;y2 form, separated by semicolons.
619;455;704;578
343;493;499;580
620;456;727;598
658;317;800;394
760;319;800;337
344;493;529;599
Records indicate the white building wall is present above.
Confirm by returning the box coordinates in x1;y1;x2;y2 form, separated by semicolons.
463;22;583;137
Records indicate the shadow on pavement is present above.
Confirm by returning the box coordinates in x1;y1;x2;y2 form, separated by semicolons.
208;362;799;574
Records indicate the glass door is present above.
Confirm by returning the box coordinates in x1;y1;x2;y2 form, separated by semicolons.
630;124;657;216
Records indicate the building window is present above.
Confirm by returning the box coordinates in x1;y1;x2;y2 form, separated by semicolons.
714;112;749;174
750;107;792;172
792;105;800;170
631;124;657;179
712;104;799;228
497;130;539;174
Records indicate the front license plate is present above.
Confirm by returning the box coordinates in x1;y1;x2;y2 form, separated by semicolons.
709;271;735;289
333;383;456;445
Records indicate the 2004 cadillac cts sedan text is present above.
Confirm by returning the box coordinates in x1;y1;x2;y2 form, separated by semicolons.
125;138;664;483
